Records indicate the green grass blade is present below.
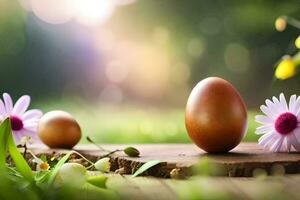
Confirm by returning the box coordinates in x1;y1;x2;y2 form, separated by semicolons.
0;119;10;169
8;128;34;182
131;160;161;178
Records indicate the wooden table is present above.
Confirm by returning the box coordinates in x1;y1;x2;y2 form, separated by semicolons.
27;143;300;199
104;174;300;200
30;143;300;178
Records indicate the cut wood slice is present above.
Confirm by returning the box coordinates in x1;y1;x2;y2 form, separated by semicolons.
29;143;300;178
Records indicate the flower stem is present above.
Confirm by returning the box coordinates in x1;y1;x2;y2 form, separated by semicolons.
284;16;300;29
99;149;122;159
23;144;28;158
86;136;125;158
71;150;95;166
86;136;108;152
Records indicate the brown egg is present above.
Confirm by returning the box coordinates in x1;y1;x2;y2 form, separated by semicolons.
185;77;247;153
38;111;81;149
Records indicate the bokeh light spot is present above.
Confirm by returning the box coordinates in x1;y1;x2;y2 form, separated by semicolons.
105;60;129;83
224;43;250;73
199;17;221;35
31;0;75;24
187;38;205;58
172;63;191;85
153;26;170;45
74;0;116;26
100;84;123;103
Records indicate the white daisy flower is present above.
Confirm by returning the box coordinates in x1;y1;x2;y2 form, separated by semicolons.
29;151;50;171
255;93;300;152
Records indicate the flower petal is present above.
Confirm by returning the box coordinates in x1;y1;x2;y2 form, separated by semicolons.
273;137;285;152
255;124;273;135
295;96;300;116
3;93;13;114
260;105;277;119
255;115;273;124
12;95;30;115
289;133;300;151
279;137;288;152
272;96;282;112
258;132;272;143
12;130;23;145
289;95;297;113
293;127;300;145
258;132;276;146
271;137;284;152
21;109;43;121
286;135;292;152
279;93;289;112
265;99;281;116
22;128;37;136
23;122;39;132
19;128;41;144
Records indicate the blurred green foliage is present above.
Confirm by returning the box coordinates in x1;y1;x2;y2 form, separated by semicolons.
37;99;259;143
0;0;300;107
0;0;291;144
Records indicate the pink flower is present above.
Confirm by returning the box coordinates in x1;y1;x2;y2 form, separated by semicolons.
0;93;43;145
256;93;300;152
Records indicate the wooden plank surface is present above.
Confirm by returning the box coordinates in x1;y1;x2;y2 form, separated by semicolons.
105;175;300;200
29;143;300;178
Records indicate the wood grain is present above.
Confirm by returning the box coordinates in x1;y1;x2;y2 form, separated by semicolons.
106;174;300;200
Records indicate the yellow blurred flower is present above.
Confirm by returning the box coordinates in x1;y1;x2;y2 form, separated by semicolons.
275;17;287;32
275;58;296;80
295;36;300;49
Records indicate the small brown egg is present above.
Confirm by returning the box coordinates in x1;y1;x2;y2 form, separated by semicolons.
38;111;81;149
185;77;247;153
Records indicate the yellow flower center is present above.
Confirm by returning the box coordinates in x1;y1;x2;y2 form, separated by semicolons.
39;162;50;171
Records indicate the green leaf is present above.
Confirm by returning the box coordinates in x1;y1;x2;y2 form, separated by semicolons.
39;155;47;162
124;147;140;157
131;160;161;178
82;183;120;200
0;119;10;169
46;151;73;186
0;119;34;182
35;171;50;183
87;176;108;188
7;167;23;179
8;126;34;182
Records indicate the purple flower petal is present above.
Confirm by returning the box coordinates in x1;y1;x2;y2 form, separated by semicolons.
12;95;31;115
13;129;40;145
22;128;37;136
21;109;43;121
22;129;42;144
12;130;22;145
23;120;40;127
3;93;13;114
23;122;39;131
290;133;300;151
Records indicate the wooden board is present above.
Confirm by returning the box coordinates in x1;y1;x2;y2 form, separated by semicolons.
105;175;300;200
29;143;300;178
